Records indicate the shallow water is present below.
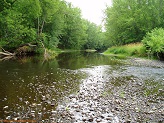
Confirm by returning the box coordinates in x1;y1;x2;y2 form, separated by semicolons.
0;52;163;122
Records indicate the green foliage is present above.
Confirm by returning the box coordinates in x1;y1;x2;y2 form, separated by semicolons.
142;28;164;59
0;0;106;54
84;21;102;50
83;20;107;51
105;0;164;46
0;0;39;50
58;5;87;50
104;43;146;57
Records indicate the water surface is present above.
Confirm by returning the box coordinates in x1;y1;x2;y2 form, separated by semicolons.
0;52;163;122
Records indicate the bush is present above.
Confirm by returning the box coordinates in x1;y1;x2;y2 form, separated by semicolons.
142;28;164;59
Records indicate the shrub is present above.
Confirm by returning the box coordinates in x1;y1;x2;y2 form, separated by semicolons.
142;28;164;59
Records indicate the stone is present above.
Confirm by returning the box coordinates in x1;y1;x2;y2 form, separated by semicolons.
88;117;94;122
106;117;112;120
3;106;9;109
51;111;56;114
96;118;102;122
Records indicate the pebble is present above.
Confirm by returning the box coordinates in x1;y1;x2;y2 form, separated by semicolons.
106;117;112;120
88;117;94;122
96;118;102;122
3;106;9;109
82;117;87;121
148;110;155;114
42;96;46;101
75;109;80;112
31;110;35;113
51;111;56;114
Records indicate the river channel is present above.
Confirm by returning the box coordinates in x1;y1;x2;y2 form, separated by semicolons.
0;52;163;122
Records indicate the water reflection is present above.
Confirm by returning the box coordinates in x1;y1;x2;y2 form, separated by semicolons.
57;52;123;69
0;52;123;120
0;51;163;122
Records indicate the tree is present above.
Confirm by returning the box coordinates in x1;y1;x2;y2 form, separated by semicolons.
0;0;107;56
104;0;164;46
58;3;87;50
0;0;40;51
142;28;164;59
83;20;106;51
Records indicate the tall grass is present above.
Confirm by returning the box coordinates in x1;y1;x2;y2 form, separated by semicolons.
103;43;147;57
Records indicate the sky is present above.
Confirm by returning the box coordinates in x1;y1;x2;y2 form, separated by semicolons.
65;0;112;25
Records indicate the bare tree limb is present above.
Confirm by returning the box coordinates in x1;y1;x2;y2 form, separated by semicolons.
0;56;14;61
0;47;15;56
0;52;15;56
1;47;13;55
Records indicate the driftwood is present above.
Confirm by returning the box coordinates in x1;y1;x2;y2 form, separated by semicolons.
19;43;37;47
0;47;15;61
0;43;37;57
0;56;15;61
0;47;15;56
0;52;14;56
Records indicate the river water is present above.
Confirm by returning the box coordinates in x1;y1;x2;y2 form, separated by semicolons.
0;52;163;122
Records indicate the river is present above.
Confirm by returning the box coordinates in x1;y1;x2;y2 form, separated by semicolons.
0;52;163;122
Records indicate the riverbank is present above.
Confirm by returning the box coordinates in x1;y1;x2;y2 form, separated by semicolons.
103;43;147;58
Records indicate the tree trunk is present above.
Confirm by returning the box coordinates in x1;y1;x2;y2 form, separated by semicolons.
37;17;40;37
40;19;45;34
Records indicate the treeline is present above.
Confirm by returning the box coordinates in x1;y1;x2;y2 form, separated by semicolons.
0;0;106;55
104;0;164;59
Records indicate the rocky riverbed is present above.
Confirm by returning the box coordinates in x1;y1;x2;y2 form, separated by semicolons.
51;58;164;123
1;56;164;123
128;57;164;68
51;66;119;123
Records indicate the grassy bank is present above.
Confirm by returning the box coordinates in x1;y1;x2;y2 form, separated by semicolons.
103;43;147;58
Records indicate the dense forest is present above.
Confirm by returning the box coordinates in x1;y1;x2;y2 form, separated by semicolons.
0;0;107;57
0;0;163;59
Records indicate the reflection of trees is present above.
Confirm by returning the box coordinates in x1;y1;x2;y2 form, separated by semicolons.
57;52;123;69
0;52;125;119
0;56;83;119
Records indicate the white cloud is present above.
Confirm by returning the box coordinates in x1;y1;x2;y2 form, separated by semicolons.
65;0;112;25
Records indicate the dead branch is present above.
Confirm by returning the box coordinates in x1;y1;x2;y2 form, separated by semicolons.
0;47;15;56
1;47;14;55
19;43;37;47
0;52;13;56
0;56;14;61
27;43;37;47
